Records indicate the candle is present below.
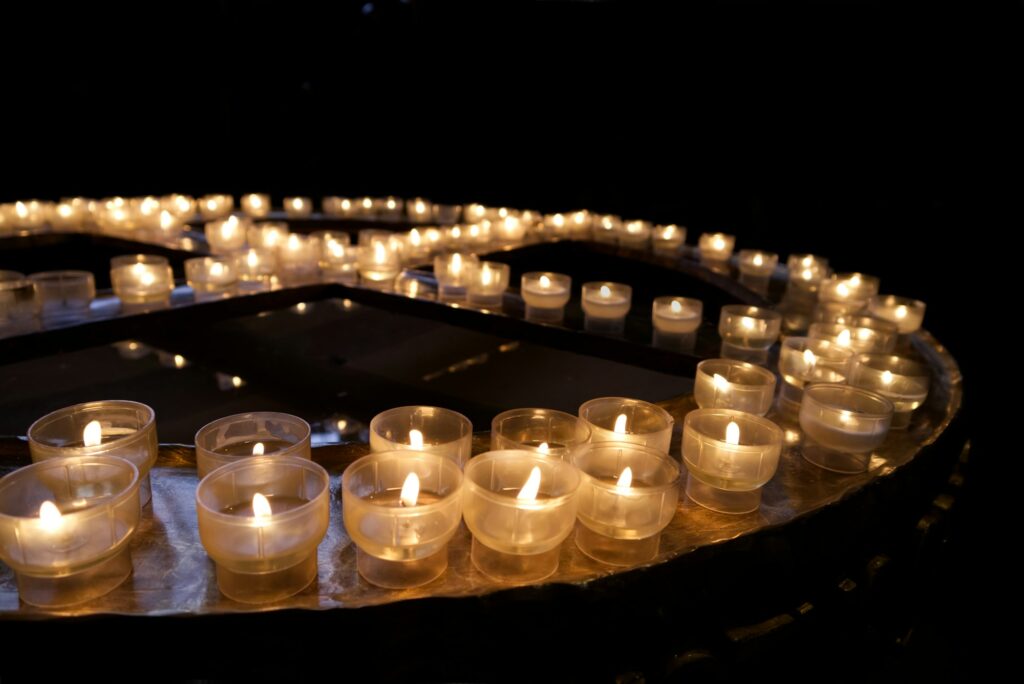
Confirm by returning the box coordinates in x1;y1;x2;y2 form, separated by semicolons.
464;203;487;224
593;215;621;244
848;354;930;429
581;281;632;331
867;295;926;335
357;235;401;289
205;215;248;254
652;224;686;255
240;193;270;218
566;210;592;238
573;441;680;565
406;197;433;224
320;196;351;217
493;216;527;245
198;194;233;220
818;272;880;310
787;254;829;281
682;408;783;514
432;204;459;224
737;249;779;279
777;336;854;413
277;233;321;286
0;454;142;607
154;209;186;244
49;200;82;231
185;256;238;302
369;406;472;468
27;271;95;322
283;196;313;218
694;359;777;416
578;396;674;454
698;232;735;262
247;222;290;250
808;321;897;354
162;193;195;219
234;248;277;291
467;261;510;309
109;254;174;306
196;456;329;603
379;196;404;222
490;408;592;461
28;399;159;506
520;271;571;322
401;227;431;264
194;411;312;478
651;296;702;334
434;252;480;302
718;304;782;350
314;231;358;285
0;271;37;326
540;213;571;241
342;450;463;588
618;220;651;250
799;383;894;473
463;450;581;582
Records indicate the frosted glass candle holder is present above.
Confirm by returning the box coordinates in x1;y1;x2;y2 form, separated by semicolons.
28;271;95;322
357;238;401;290
343;450;463;588
818;272;880;310
737;250;778;278
378;196;404;222
682;408;783;514
652;224;686;255
283;196;313;218
808;321;897;354
652;296;702;334
370;406;472;468
490;408;591;461
579;397;673;454
355;196;377;218
694;359;777;416
322;196;355;217
196;456;329;603
593;215;621;244
277;233;321;286
401;228;432;264
247;222;290;251
316;233;359;285
573;442;680;565
434;252;480;302
198;194;233;220
718;304;782;350
0;455;141;607
0;271;37;324
162;193;195;219
406;197;434;224
521;272;571;322
467;261;510;308
185;256;238;301
194;411;312;478
492;216;527;245
799;384;894;474
463;450;581;582
582;281;632;332
110;255;174;305
868;295;926;334
698;232;735;262
787;254;829;279
619;220;652;250
28;400;158;507
778;336;854;409
848;354;929;429
234;248;277;291
205;216;248;254
240;193;270;218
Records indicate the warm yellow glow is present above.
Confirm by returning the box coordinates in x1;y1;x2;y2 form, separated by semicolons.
753;253;764;266
140;197;160;215
839;410;854;425
480;264;493;286
848;274;862;288
600;285;612;299
836;283;850;298
159;210;176;230
83;420;103;447
803;348;817;367
210;261;226;278
801;268;814;281
127;342;140;351
662;225;676;238
287;234;301;251
616;466;633;490
386;198;397;210
670;299;682;314
538;442;549;454
712;235;725;251
329;241;344;258
498;207;509;218
400;472;420;507
252;441;265;456
174;196;190;213
784;429;801;444
573;211;586;225
373;241;387;262
341;199;352;210
246;250;260;268
248;194;263;209
857;328;872;341
553;213;565;228
740;316;755;330
231;376;243;388
173;354;186;368
57;203;73;218
291;198;304;210
408;429;424;449
626;221;643;234
613;413;628;434
881;370;894;385
517;466;542;501
295;302;307;313
837;329;852;347
362;197;373;209
221;216;238;239
409;228;421;246
38;501;63;533
895;305;908;319
468;224;481;238
801;256;813;267
252;493;272;524
713;373;730;391
336;419;348;431
539;275;551;289
15;201;28;218
415;200;426;214
451;253;463;275
450;226;462;239
725;421;741;445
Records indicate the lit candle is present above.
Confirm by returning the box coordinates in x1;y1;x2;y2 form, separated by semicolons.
406;197;433;224
799;383;894;473
618;220;651;250
693;358;777;416
493;215;526;245
369;406;473;468
277;233;320;286
198;194;233;220
194;411;312;477
542;213;571;241
567;210;592;237
651;296;703;334
357;235;401;289
247;222;290;250
808;321;897;354
185;256;239;301
234;248;277;291
321;196;353;217
718;304;782;350
109;254;174;306
818;272;880;310
464;203;487;224
379;196;404;222
283;196;313;218
520;271;571;321
652;224;686;255
777;336;854;413
581;281;632;331
787;254;829;282
593;215;621;244
867;295;926;335
27;270;95;322
848;354;929;429
737;249;779;284
490;408;592;460
578;397;673;453
434;252;480;302
467;261;511;308
162;193;196;219
205;215;248;254
313;231;358;285
698;232;735;262
240;193;270;218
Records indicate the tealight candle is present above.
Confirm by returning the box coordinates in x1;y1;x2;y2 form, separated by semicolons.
369;406;473;468
196;456;329;603
619;220;651;250
682;408;783;514
110;254;174;305
573;442;680;565
463;450;581;582
284;196;313;218
379;196;404;222
581;281;632;332
194;411;312;478
848;354;929;429
493;216;527;245
357;238;401;289
520;271;571;322
355;196;377;218
652;224;686;255
154;209;186;244
401;228;432;264
434;204;461;224
818;272;880;310
0;454;141;607
247;222;290;251
808;321;897;354
787;254;829;281
322;196;354;217
185;256;238;301
777;336;854;411
434;252;480;302
406;197;433;224
593;215;621;244
569;210;592;238
578;397;674;454
198;194;233;220
314;231;358;285
799;383;894;473
698;232;735;262
162;193;195;219
467;261;510;308
490;408;592;461
240;193;270;218
465;222;492;250
737;250;779;293
27;270;94;321
49;201;81;231
718;304;782;350
651;296;702;334
343;450;463;588
28;400;158;506
394;272;436;300
277;233;321;286
234;248;277;291
205;215;248;254
464;203;487;224
868;295;926;335
0;271;37;325
694;359;777;416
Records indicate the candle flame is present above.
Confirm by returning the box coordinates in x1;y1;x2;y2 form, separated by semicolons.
712;235;725;250
801;256;813;267
725;421;741;445
837;329;852;347
881;370;894;385
57;203;73;218
600;285;612;299
38;500;63;532
291;198;303;210
894;305;908;319
538;442;549;454
341;199;352;210
249;195;263;208
210;261;226;277
517;466;542;501
801;268;814;281
15;201;28;218
252;441;265;456
616;466;633;490
221;216;238;239
713;373;729;390
329;241;344;257
670;299;682;314
753;253;763;266
287;233;301;250
373;241;387;262
409;228;421;246
247;250;259;268
573;211;586;225
803;348;817;366
408;429;424;449
362;197;373;209
159;210;175;230
613;413;628;434
451;253;462;275
82;420;103;447
741;316;755;330
836;283;850;298
386;199;397;210
848;274;862;288
396;472;421;507
857;328;872;341
481;265;493;286
252;492;272;524
173;354;186;368
839;410;854;425
232;376;243;388
451;226;462;239
337;419;348;431
553;213;565;227
539;275;551;289
415;200;426;213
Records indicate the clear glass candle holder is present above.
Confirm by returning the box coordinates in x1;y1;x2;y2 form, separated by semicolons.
322;196;355;217
463;450;581;583
848;354;930;429
593;215;621;244
247;222;290;251
204;215;248;254
521;272;571;322
566;210;591;237
737;249;778;278
240;193;270;218
799;383;894;474
578;397;673;454
492;216;527;245
194;411;312;478
540;214;569;242
787;254;829;279
28;400;158;507
406;197;434;224
618;220;652;250
434;252;480;302
718;304;782;350
110;255;174;305
490;408;592;461
466;261;510;308
868;295;926;334
277;233;321;286
185;256;238;301
694;359;777;416
434;204;461;224
0;454;141;607
818;272;880;309
378;196;404;222
198;194;233;220
196;456;330;604
162;193;195;219
777;336;854;410
652;296;702;334
573;442;680;566
682;408;783;514
808;321;897;354
357;238;401;290
369;406;473;468
28;270;94;322
317;235;359;285
342;450;463;588
652;224;686;255
234;248;277;291
0;271;37;324
283;196;313;218
698;232;735;262
582;281;632;332
401;228;432;264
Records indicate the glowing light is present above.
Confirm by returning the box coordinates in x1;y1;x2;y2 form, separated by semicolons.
83;420;103;447
895;305;908;320
287;233;302;251
670;300;683;314
753;253;764;266
539;275;551;289
362;197;373;209
400;472;420;507
408;429;424;449
600;285;612;298
538;442;549;454
712;235;725;251
616;466;633;491
725;421;741;445
252;442;265;456
38;501;63;533
252;493;272;525
173;354;186;368
881;370;894;385
741;316;755;330
210;261;225;278
837;329;852;347
246;250;260;268
553;214;565;228
517;466;542;501
451;253;462;275
713;373;730;391
613;413;628;434
481;265;493;286
231;376;243;388
836;283;850;298
803;348;817;368
336;419;348;432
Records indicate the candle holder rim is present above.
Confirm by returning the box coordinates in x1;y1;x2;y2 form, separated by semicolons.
0;454;140;523
578;397;674;430
342;449;464;514
194;411;311;449
781;335;856;360
802;383;895;417
195;455;329;524
696;358;776;386
27;269;95;283
463;449;582;505
27;399;156;453
369;405;473;444
720;304;782;321
851;353;930;379
653;295;702;307
572;441;681;493
109;254;170;268
490;407;593;447
869;293;926;309
582;280;632;293
683;408;785;448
